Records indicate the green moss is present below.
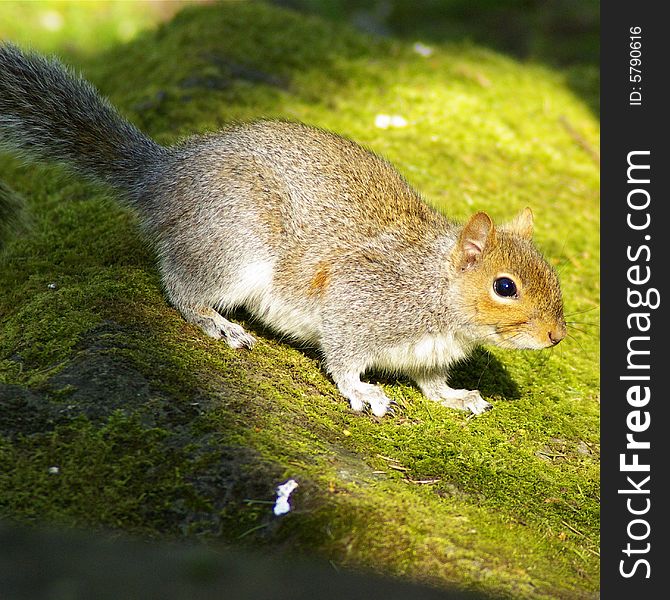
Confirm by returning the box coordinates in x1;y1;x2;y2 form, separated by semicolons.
0;414;192;532
0;2;598;598
0;0;190;59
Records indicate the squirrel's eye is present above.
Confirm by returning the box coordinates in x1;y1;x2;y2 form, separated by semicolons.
493;277;517;298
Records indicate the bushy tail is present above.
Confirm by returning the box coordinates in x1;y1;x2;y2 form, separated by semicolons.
0;43;166;197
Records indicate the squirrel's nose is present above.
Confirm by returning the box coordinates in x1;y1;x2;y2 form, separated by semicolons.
548;322;567;345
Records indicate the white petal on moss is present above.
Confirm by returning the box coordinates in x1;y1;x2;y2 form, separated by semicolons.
413;42;434;57
273;479;298;516
375;114;391;129
40;10;64;32
375;114;408;129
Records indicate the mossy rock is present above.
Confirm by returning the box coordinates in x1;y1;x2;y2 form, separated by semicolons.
0;2;599;598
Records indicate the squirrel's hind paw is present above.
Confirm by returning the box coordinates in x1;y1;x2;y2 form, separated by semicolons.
181;306;256;349
220;322;257;350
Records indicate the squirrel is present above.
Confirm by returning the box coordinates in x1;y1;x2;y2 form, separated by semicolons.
0;44;566;417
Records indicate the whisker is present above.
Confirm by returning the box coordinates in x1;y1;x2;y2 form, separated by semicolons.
566;320;599;327
565;332;589;356
567;325;594;337
476;350;494;389
564;306;600;317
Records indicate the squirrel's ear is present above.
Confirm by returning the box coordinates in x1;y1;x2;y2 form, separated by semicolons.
505;206;534;240
458;212;494;270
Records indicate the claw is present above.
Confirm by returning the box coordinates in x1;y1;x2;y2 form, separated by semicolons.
385;399;400;417
220;323;256;350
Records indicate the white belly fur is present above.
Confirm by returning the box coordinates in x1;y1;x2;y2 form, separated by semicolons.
221;259;321;343
374;332;471;372
218;261;471;362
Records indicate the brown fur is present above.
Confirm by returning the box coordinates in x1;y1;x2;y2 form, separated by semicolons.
309;262;332;296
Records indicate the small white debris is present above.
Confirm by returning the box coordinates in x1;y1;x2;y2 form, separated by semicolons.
389;115;408;127
48;466;60;475
273;479;298;516
375;114;392;129
40;10;64;32
374;114;408;129
413;42;434;57
47;282;58;290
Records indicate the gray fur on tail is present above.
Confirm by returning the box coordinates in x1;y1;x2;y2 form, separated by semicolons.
0;43;166;199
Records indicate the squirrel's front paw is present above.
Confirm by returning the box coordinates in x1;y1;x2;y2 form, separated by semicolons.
336;377;392;417
438;390;492;415
416;378;492;415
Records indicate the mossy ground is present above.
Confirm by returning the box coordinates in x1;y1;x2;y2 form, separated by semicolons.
0;2;599;598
